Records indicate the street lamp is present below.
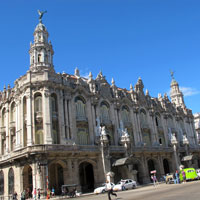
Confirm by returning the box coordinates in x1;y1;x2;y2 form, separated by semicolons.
120;128;131;157
171;133;179;170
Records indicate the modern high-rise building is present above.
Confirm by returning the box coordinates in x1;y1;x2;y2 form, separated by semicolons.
0;14;199;197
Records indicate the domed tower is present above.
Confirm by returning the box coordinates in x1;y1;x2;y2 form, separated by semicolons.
29;11;54;72
170;71;185;108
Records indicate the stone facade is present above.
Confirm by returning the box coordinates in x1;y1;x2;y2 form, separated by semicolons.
0;17;200;197
194;113;200;144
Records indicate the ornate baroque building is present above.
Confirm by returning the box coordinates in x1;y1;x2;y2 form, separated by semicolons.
0;16;200;196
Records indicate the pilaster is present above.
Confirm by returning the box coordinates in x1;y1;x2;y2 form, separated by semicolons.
43;89;52;144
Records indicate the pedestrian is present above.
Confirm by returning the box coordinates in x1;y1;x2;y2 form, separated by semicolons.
106;180;117;200
33;188;37;200
13;191;17;200
152;174;158;186
175;171;179;184
37;189;41;200
21;190;26;200
182;170;186;183
51;188;55;197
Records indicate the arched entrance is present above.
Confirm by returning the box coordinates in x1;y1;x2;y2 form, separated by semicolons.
49;163;64;195
163;159;170;174
23;166;33;194
79;162;94;193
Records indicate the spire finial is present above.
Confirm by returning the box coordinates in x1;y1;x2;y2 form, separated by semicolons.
37;10;47;23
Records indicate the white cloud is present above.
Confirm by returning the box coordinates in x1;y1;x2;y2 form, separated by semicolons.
180;87;200;97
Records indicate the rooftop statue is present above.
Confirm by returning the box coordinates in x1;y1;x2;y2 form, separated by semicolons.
38;10;47;23
170;70;175;80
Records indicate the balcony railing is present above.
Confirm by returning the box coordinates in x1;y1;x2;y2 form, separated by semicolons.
76;115;87;122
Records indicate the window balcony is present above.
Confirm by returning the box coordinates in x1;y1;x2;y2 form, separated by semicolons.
101;118;112;125
76;115;87;122
124;121;132;127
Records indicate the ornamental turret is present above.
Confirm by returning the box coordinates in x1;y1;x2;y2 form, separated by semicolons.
170;71;185;108
29;10;54;72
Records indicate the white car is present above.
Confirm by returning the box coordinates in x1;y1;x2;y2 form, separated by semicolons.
196;169;200;179
94;183;115;194
113;179;137;191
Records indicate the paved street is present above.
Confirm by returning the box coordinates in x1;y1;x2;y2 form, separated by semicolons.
76;181;200;200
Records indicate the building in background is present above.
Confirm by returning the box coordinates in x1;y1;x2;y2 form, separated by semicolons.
194;113;200;144
0;15;199;197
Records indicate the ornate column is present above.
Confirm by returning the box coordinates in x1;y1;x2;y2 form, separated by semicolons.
86;99;95;144
5;104;9;153
43;88;52;144
26;90;33;146
148;110;158;146
57;90;65;144
15;99;21;149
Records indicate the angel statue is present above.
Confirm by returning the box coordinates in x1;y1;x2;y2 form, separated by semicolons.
38;10;47;23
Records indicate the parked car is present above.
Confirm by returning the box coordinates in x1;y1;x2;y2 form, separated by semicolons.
165;174;175;184
179;168;198;182
196;169;200;179
113;179;137;191
94;183;115;194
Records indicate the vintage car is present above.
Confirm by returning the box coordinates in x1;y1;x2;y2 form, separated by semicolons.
94;183;115;194
165;174;174;184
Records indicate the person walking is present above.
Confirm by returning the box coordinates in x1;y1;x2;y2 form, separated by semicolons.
182;170;186;183
33;188;37;200
106;180;117;200
37;189;41;200
175;171;179;184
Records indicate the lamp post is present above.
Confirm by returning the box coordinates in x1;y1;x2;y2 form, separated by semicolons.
99;126;110;179
120;128;131;157
182;135;189;155
171;133;179;170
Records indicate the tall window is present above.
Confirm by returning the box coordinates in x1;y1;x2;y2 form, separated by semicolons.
10;103;16;122
100;102;110;123
121;106;130;124
0;171;4;195
140;109;147;127
8;168;14;195
35;96;42;113
2;108;6;127
75;96;86;120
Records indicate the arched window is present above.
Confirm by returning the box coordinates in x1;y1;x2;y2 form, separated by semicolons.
2;108;6;127
155;113;161;127
75;96;86;121
51;95;58;113
8;168;14;195
0;171;4;195
121;106;130;124
10;103;16;122
100;102;110;123
35;96;42;113
140;109;147;128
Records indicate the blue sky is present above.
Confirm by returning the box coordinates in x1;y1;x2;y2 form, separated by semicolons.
0;0;200;113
